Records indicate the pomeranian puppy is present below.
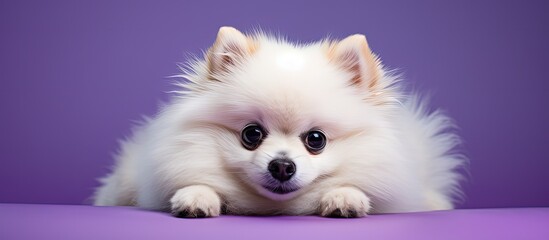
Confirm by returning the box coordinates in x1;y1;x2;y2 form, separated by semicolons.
93;26;465;218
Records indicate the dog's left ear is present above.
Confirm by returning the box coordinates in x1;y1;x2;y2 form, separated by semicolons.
207;26;255;78
329;34;382;92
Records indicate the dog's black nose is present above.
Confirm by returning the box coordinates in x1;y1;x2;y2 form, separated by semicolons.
268;159;296;182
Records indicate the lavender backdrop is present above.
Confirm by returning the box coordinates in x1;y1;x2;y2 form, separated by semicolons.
1;0;548;208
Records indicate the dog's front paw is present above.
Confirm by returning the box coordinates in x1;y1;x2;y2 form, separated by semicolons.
319;187;371;218
170;185;221;218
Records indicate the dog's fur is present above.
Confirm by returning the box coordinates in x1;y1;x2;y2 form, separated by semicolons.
93;27;465;218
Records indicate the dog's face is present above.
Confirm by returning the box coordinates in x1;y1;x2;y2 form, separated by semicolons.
193;27;392;201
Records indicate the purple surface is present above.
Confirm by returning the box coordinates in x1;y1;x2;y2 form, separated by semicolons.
1;204;548;240
1;1;549;208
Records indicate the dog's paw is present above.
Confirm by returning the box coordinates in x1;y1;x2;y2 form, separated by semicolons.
319;187;371;218
170;185;221;218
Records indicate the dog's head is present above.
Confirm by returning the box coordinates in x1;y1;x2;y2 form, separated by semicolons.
183;27;397;201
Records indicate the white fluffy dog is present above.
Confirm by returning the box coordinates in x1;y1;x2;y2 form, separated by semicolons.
93;27;465;218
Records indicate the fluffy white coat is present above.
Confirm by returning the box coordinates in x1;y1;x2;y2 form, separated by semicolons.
93;27;464;218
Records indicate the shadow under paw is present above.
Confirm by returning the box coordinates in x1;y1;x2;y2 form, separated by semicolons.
327;208;358;218
173;208;208;218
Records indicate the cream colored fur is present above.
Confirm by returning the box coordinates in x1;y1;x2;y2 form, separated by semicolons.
93;27;465;217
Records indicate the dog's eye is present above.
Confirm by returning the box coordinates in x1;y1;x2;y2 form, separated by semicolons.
303;130;327;154
241;124;265;150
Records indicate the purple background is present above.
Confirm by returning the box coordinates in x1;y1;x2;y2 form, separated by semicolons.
2;204;549;239
1;1;548;209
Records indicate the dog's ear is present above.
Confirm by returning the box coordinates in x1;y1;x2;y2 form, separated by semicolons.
329;34;382;91
207;26;255;78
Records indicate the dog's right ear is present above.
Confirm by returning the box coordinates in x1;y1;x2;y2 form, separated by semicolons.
328;34;381;92
207;26;255;78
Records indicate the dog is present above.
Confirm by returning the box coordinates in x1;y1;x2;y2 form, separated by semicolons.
93;26;465;218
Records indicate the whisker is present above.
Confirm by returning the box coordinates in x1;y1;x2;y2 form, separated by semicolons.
291;154;307;160
260;150;274;159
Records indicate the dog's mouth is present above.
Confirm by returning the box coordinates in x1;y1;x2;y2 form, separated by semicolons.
261;184;300;194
